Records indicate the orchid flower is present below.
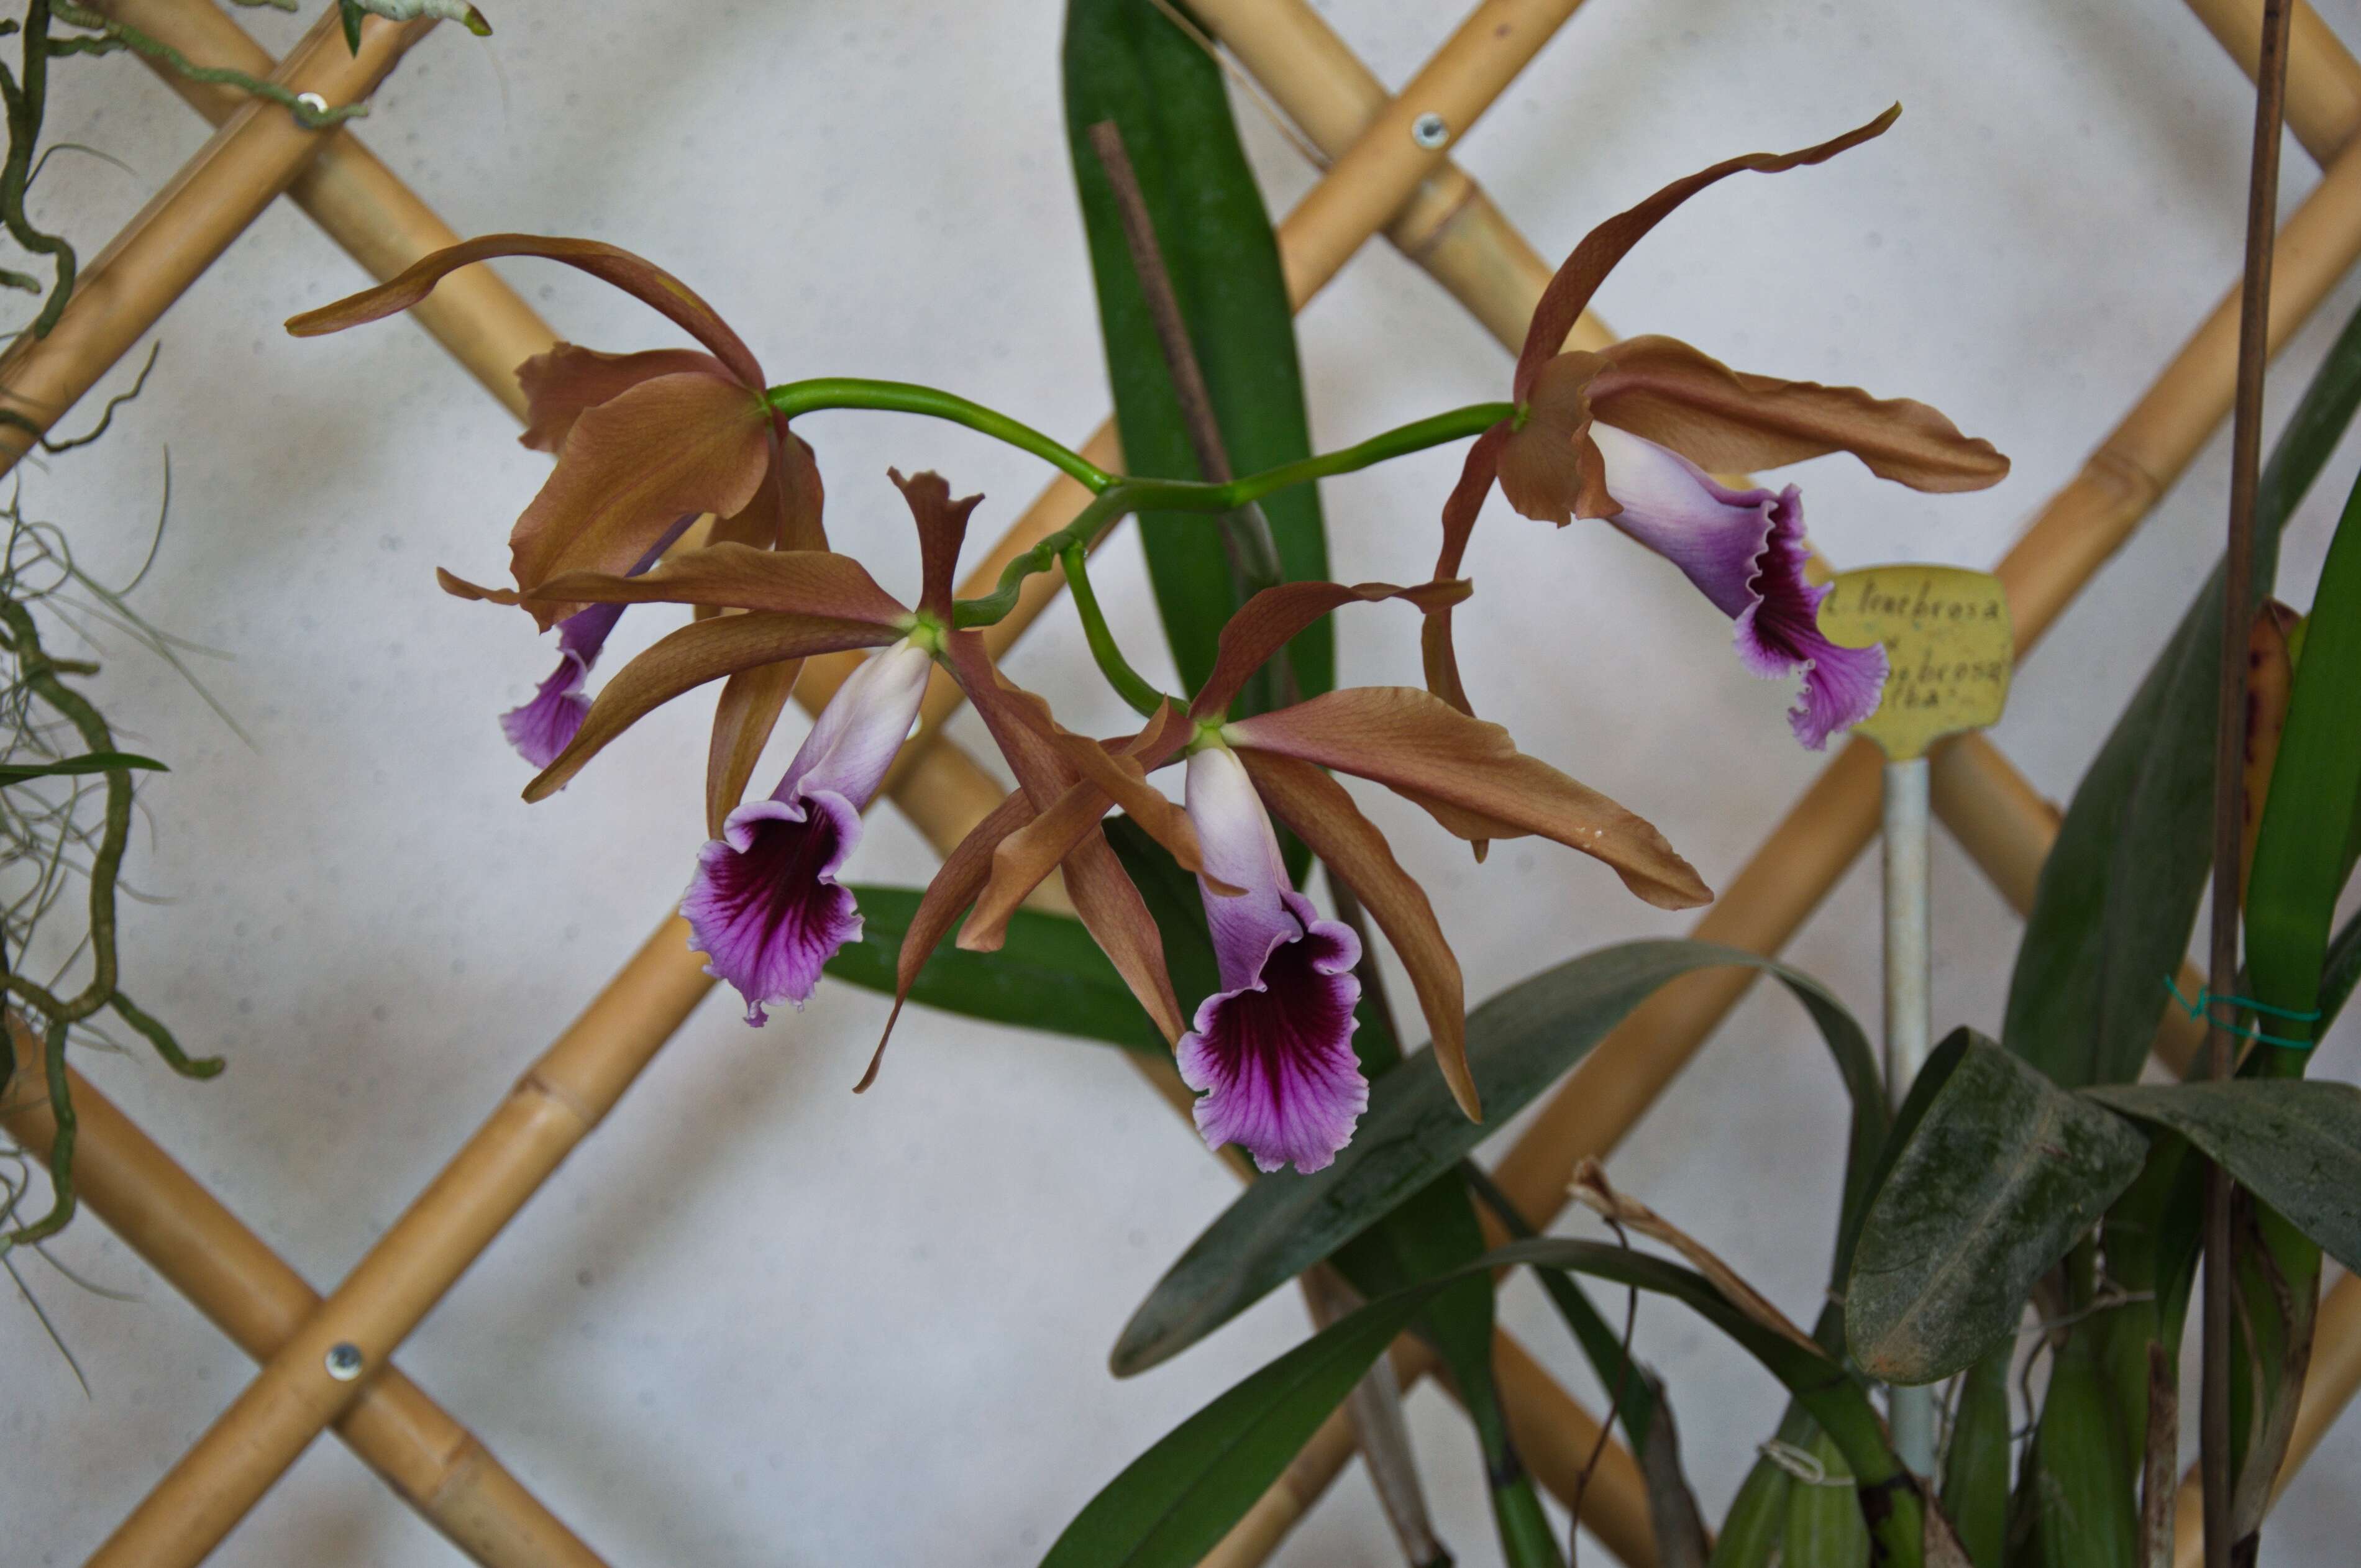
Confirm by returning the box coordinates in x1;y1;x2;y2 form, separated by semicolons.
438;470;985;1023
288;235;828;821
886;581;1710;1172
1425;106;2010;749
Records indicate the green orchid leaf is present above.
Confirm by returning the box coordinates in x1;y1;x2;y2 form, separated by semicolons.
1047;1239;1915;1568
827;887;1163;1052
1062;0;1332;716
1113;939;1885;1378
2024;1334;2140;1568
1846;1030;2146;1385
2245;467;2361;1051
1939;1344;2012;1568
2003;297;2361;1087
2086;1079;2361;1274
0;751;166;785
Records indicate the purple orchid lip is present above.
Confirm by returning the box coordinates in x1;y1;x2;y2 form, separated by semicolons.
499;514;699;769
1590;424;1888;750
1174;747;1367;1174
682;638;934;1024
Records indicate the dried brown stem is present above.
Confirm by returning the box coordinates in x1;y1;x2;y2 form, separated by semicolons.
2203;7;2291;1565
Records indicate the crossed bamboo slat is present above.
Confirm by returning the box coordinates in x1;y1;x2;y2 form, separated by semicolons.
1193;0;2361;1556
0;1039;605;1568
9;2;2351;1568
45;2;1663;1564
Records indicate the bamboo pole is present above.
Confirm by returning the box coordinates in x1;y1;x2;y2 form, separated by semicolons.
2187;0;2361;162
0;1039;607;1568
824;0;1605;787
91;0;547;416
0;9;436;473
1188;0;1612;357
78;917;715;1567
1206;1;2361;1547
86;3;1609;1559
1489;111;2361;1228
103;0;1017;859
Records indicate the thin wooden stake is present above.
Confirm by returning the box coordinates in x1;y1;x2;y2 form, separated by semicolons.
2203;7;2292;1565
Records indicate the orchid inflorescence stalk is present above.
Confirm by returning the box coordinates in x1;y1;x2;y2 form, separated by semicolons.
288;106;2006;1175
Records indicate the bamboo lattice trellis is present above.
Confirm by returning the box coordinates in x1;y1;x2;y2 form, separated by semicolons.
0;1;2354;1565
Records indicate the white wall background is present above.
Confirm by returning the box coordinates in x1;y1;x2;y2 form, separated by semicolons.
7;1;2361;1562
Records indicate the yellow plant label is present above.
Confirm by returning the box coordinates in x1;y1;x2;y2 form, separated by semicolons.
1817;565;2013;760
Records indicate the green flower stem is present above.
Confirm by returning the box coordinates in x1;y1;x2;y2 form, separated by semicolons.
765;376;1514;524
762;378;1514;709
1061;544;1167;720
765;378;1119;495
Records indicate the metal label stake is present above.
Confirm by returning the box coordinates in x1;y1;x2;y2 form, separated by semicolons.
1821;564;2015;1474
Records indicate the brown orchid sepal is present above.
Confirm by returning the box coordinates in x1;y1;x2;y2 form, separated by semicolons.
1425;107;2011;752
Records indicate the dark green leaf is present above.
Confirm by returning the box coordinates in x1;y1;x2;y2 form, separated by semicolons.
1847;1031;2147;1384
2024;1337;2138;1568
2246;470;2361;1048
1048;1239;1909;1568
0;751;166;785
339;0;366;54
1114;940;1885;1376
2085;1080;2361;1273
2003;298;2361;1087
1940;1344;2013;1568
1463;1157;1665;1451
826;887;1163;1052
1062;0;1332;713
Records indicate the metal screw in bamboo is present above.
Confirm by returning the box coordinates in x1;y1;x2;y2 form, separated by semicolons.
0;1038;608;1568
0;8;435;475
89;0;548;417
78;4;1642;1562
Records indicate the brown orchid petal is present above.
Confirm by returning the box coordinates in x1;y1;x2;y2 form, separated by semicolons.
1512;106;1901;399
962;705;1208;952
1423;422;1516;720
961;779;1112;954
704;661;801;838
286;233;767;388
1062;829;1185;1047
890;469;982;622
508;371;774;629
691;434;828;830
1496;352;1619;527
1238;749;1476;1123
941;630;1183;1041
1587;335;2009;492
857;785;1039;1092
442;544;908;627
1190;580;1473;721
1225;687;1711;910
522;613;898;801
516;344;731;454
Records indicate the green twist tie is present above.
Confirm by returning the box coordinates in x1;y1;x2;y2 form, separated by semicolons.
2162;975;2324;1049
